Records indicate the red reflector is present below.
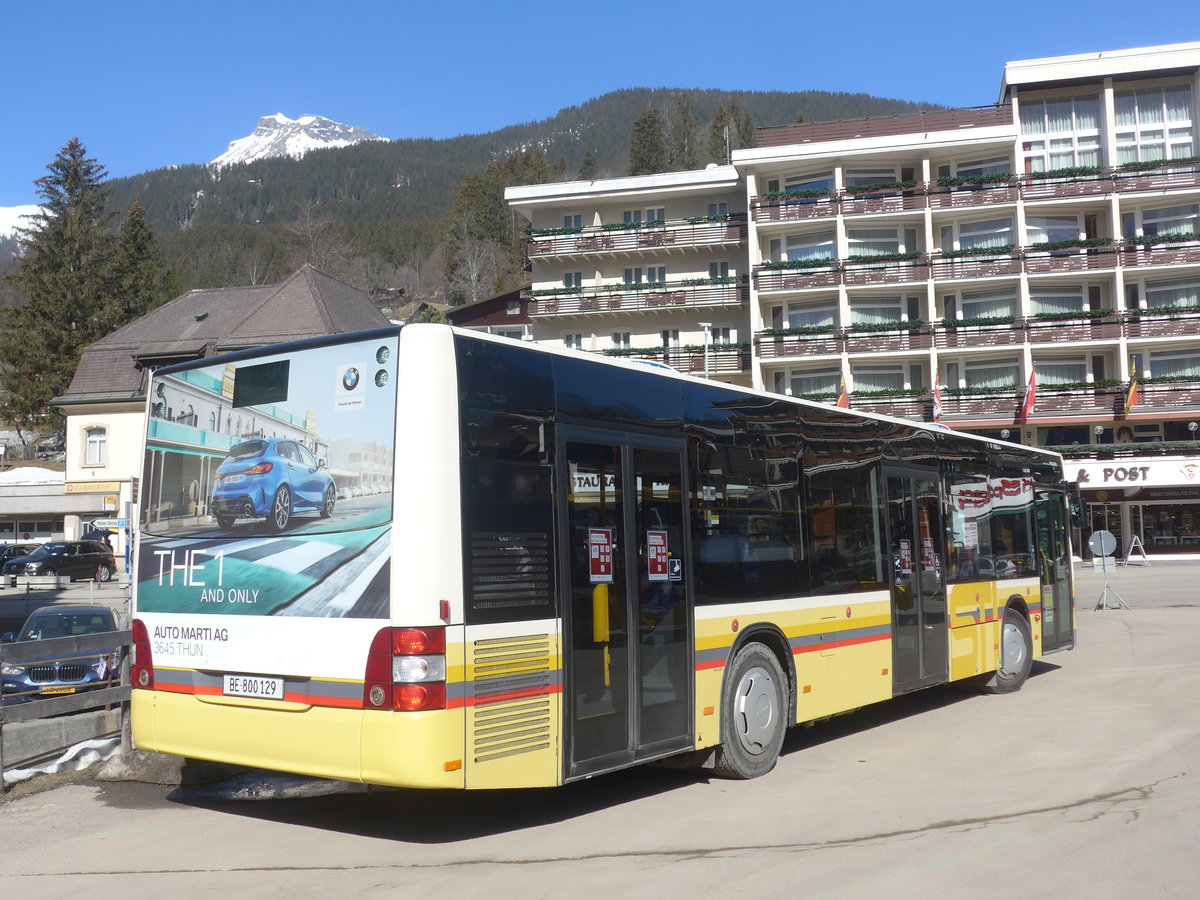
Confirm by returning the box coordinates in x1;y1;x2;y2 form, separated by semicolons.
395;682;446;711
394;627;445;655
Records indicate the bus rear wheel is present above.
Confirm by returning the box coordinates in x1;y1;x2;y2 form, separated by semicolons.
982;606;1033;694
713;643;787;779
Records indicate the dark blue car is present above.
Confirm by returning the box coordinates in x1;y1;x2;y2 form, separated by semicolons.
210;438;335;532
1;605;120;704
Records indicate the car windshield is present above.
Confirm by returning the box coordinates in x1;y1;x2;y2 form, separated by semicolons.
26;543;65;558
227;441;267;460
21;612;113;641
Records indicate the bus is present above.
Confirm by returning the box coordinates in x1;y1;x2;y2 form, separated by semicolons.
130;324;1075;788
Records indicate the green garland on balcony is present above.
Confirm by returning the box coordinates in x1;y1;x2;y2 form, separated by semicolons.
849;387;928;398
1135;303;1200;317
844;251;923;265
759;324;838;337
762;188;834;201
1054;440;1200;459
935;172;1014;187
1025;165;1105;180
682;214;733;223
843;179;918;195
1129;231;1199;247
847;319;926;333
1030;309;1115;322
1038;379;1121;392
759;256;837;270
1024;237;1113;252
942;385;1019;397
526;225;585;236
600;220;654;231
1139;374;1200;385
940;315;1017;329
939;244;1016;259
1117;155;1200;172
679;275;742;286
602;346;665;357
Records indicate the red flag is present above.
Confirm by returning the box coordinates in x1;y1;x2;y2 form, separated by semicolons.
837;375;850;408
1019;369;1036;423
1124;363;1140;417
932;373;944;423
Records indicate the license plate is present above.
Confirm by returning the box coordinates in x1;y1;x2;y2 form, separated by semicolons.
224;474;245;484
42;686;77;695
223;674;284;700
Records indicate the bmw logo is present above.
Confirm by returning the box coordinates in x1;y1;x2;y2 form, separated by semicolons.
342;367;360;390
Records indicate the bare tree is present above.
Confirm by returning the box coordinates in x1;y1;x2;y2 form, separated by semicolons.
286;200;351;273
449;214;501;304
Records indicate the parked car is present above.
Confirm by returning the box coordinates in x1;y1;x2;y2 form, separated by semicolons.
210;437;336;532
0;543;39;565
1;541;116;585
1;605;120;704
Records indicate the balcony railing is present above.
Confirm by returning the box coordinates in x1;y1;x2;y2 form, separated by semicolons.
527;279;748;317
755;105;1013;147
526;215;747;259
749;162;1200;223
598;345;751;377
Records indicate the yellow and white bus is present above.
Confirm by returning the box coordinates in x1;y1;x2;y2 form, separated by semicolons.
130;324;1075;787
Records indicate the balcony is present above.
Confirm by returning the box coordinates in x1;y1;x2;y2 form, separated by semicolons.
527;278;748;317
526;215;747;259
1022;245;1119;274
755;323;931;358
751;194;838;223
600;345;751;377
1121;242;1200;269
926;182;1020;210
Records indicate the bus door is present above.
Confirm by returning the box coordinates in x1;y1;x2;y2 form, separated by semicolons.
1036;489;1074;651
559;429;693;780
884;467;948;694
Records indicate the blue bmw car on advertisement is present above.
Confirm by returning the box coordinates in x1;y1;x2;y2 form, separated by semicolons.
210;438;336;532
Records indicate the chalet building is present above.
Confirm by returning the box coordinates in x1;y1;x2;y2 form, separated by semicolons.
506;43;1200;557
51;266;387;564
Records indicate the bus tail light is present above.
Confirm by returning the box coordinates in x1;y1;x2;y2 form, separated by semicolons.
363;626;446;711
131;618;154;690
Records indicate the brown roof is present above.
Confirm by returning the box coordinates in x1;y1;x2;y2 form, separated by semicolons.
58;266;389;402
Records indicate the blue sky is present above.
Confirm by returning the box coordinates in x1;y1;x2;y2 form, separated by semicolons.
3;1;1197;206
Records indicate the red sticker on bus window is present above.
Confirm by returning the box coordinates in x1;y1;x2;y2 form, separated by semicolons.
588;528;613;583
647;530;669;582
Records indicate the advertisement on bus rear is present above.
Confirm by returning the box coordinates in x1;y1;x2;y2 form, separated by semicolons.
136;335;397;620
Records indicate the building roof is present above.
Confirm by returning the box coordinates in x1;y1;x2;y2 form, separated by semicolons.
55;265;389;404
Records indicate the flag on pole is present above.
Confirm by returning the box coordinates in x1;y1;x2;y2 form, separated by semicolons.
1124;363;1140;417
837;375;850;408
1019;368;1036;423
932;373;944;423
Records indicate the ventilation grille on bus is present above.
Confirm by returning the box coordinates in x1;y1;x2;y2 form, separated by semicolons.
471;634;554;763
469;532;550;611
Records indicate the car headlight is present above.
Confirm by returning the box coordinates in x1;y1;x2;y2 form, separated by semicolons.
2;664;26;676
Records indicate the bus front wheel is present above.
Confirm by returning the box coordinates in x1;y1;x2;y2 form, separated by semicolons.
983;606;1033;694
713;642;787;779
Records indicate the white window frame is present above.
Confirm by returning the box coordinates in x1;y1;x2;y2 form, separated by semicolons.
661;329;681;349
941;217;1014;252
563;214;583;229
84;426;107;466
1030;285;1087;316
961;288;1017;319
707;202;728;217
962;357;1021;390
942;156;1011;179
1034;355;1089;386
563;333;583;351
1026;214;1083;246
767;171;834;194
709;261;730;279
563;271;583;290
1124;203;1199;238
1143;275;1200;310
1114;85;1195;164
772;299;839;330
770;230;836;263
612;332;631;350
1149;347;1200;379
784;366;841;397
1019;95;1101;171
844;166;902;187
848;296;905;326
846;226;919;257
850;363;907;392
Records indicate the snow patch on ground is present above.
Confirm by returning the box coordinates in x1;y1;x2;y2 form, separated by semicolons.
3;737;121;786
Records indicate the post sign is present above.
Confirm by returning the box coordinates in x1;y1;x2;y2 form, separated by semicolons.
588;528;613;583
647;530;669;582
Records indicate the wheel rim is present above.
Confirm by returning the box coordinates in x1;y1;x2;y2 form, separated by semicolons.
325;487;335;515
273;488;290;529
732;665;780;756
1000;620;1027;676
96;565;110;582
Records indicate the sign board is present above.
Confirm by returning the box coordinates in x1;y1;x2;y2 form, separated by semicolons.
91;518;127;530
647;530;669;582
588;528;613;583
65;481;123;494
1088;530;1117;557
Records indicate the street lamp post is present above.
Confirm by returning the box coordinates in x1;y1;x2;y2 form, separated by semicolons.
698;322;711;379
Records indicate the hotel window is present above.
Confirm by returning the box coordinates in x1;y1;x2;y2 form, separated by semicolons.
1149;348;1200;379
844;167;904;188
84;427;106;466
938;157;1011;179
770;300;838;330
774;366;841;397
646;265;667;285
623;267;643;285
661;330;680;349
770;231;836;264
1026;215;1082;245
767;171;834;194
709;261;730;279
707;202;728;217
563;271;583;290
563;334;583;350
847;226;918;257
612;332;631;350
851;364;906;392
622;209;643;225
563;214;582;229
506;300;520;315
1034;356;1088;386
1123;204;1198;238
963;358;1020;390
1114;85;1195;164
1019;96;1101;171
961;288;1017;319
941;217;1014;252
1144;276;1200;310
849;296;903;326
710;327;732;344
1031;285;1087;316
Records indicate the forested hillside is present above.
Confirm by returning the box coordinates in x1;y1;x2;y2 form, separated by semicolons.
87;88;946;299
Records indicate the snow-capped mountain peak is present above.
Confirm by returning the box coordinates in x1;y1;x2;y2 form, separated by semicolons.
0;204;41;241
209;113;384;168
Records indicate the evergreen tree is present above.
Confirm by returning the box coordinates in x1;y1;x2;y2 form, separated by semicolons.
628;107;668;176
577;150;600;180
730;98;757;150
0;138;116;438
707;105;731;165
107;202;178;329
667;94;698;170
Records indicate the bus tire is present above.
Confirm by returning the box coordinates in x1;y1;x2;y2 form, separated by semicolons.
713;642;787;779
983;606;1033;694
268;485;292;532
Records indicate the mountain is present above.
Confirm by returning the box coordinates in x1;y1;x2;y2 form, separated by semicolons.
210;114;385;168
0;204;40;241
